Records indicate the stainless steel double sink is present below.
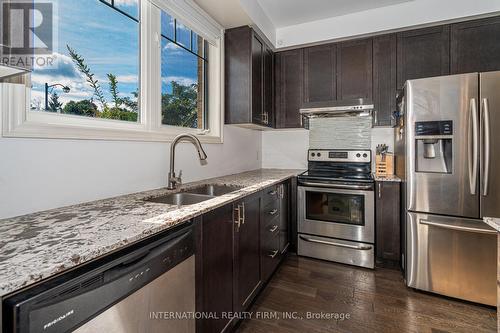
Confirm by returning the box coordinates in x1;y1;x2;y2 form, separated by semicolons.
145;184;243;206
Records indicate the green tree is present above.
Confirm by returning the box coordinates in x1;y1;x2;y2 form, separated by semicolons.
47;92;62;112
65;45;139;122
67;45;107;110
62;100;98;117
162;81;199;128
107;73;121;108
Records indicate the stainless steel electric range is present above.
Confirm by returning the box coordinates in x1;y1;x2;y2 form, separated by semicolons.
297;149;375;269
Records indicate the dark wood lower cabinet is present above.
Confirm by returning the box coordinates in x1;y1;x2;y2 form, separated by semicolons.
196;180;292;333
195;205;234;333
375;181;401;267
233;193;262;313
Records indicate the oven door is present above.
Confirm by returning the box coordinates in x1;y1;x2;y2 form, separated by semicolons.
298;185;374;243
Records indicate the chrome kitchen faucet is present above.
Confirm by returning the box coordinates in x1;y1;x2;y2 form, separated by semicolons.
168;134;208;190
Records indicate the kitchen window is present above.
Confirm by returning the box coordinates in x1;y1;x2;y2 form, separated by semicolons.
1;0;224;142
30;0;140;122
160;11;208;129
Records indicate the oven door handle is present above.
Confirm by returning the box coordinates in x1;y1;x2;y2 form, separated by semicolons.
299;181;373;190
299;235;373;250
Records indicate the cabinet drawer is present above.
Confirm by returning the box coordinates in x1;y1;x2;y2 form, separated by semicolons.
263;217;280;238
262;186;280;207
262;200;280;225
261;231;281;281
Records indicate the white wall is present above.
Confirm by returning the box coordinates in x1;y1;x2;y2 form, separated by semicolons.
0;125;261;219
276;0;500;48
261;129;308;169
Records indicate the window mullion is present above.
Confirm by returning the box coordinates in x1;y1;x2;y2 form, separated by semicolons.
141;1;162;131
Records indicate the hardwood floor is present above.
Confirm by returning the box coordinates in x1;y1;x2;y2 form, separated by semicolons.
236;255;497;333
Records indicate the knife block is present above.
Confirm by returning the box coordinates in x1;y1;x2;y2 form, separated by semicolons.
376;153;394;176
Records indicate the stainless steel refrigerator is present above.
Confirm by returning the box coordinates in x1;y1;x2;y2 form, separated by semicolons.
395;71;499;306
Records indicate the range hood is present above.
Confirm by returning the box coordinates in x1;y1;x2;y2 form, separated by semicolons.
300;99;374;118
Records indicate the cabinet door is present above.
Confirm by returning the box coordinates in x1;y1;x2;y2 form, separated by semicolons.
375;182;401;264
251;34;264;125
303;44;336;105
336;38;373;101
373;34;397;127
224;27;252;124
197;205;234;333
451;16;500;74
263;45;274;127
397;26;450;88
233;194;261;313
279;182;289;253
275;49;303;128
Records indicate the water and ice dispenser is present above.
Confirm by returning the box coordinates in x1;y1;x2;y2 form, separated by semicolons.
415;121;453;173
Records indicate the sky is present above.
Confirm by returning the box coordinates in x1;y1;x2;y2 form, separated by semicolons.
30;0;201;113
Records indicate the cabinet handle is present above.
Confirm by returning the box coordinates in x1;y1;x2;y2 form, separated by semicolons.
378;183;382;199
268;249;279;258
374;110;378;125
234;205;241;230
241;202;245;225
262;112;269;125
269;225;278;233
268;190;277;196
269;209;278;216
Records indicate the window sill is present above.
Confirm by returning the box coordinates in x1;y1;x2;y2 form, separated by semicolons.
2;120;223;143
1;83;223;144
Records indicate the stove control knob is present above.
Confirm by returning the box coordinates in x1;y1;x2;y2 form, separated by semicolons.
356;153;361;158
311;153;316;157
317;153;321;157
363;153;368;158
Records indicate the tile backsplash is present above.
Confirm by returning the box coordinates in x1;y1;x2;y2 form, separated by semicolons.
309;116;372;149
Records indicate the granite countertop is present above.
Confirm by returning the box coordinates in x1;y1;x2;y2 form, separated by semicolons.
483;217;500;233
0;169;303;298
373;174;401;182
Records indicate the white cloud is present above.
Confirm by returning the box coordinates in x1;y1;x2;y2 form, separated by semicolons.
114;0;138;6
162;76;196;86
115;75;138;83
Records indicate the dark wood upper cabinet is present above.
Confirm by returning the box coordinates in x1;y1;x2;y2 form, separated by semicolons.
196;205;234;333
275;49;304;128
375;181;401;266
397;26;450;88
303;44;336;105
373;34;397;127
225;26;273;127
336;38;373;101
233;194;261;313
451;16;500;74
251;34;264;125
263;44;274;127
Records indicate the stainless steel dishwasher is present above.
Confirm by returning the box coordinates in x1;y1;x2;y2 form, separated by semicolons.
3;224;195;333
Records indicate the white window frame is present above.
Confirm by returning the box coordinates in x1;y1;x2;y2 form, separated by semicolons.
1;0;224;144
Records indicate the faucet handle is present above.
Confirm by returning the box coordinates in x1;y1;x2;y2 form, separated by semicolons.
178;170;183;179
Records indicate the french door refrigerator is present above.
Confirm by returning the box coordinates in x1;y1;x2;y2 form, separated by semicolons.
396;71;499;306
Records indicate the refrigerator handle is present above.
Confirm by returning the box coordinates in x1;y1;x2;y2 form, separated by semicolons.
468;98;479;195
482;98;491;197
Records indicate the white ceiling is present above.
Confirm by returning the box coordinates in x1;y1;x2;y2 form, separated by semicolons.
194;0;252;28
256;0;414;28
